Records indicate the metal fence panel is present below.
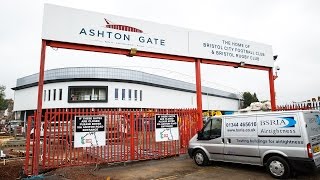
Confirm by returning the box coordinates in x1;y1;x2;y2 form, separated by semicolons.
24;108;198;175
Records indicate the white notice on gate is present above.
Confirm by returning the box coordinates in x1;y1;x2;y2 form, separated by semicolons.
155;114;179;142
74;115;106;148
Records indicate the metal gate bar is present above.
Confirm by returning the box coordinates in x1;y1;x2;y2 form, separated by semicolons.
24;108;198;175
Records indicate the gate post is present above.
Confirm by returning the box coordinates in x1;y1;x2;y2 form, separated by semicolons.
130;112;135;160
195;59;203;130
24;116;33;175
268;67;276;111
33;40;47;175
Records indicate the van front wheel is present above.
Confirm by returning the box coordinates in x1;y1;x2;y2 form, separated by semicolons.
266;156;291;179
193;149;209;166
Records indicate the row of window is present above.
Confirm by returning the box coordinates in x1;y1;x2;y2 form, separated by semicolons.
115;88;142;101
43;86;142;103
44;89;63;101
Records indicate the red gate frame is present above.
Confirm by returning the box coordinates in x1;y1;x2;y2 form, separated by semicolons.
33;39;276;175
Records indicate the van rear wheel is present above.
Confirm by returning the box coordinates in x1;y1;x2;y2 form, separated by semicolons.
266;156;291;179
193;149;209;166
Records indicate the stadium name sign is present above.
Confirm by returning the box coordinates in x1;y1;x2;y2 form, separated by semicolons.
42;4;273;67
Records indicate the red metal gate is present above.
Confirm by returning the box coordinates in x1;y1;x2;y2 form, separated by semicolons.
24;108;198;175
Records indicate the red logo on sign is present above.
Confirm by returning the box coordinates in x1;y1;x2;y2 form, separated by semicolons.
104;18;143;33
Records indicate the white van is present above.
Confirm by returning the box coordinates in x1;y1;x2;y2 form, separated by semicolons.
188;110;320;179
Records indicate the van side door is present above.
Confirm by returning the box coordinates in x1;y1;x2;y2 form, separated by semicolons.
257;113;304;159
197;117;224;161
224;115;260;165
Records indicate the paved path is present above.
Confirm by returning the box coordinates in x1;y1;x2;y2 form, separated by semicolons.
91;156;320;180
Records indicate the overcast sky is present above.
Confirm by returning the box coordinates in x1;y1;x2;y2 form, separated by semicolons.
1;0;319;105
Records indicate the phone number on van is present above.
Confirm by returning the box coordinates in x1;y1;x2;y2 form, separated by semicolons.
226;122;257;127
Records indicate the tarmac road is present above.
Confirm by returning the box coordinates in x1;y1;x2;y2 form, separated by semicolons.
90;155;320;180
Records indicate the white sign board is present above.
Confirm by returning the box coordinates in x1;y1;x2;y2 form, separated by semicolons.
257;115;301;137
42;4;189;57
155;114;179;142
42;4;273;67
189;32;274;67
74;116;106;148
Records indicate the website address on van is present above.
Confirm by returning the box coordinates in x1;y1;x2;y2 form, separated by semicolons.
227;128;256;133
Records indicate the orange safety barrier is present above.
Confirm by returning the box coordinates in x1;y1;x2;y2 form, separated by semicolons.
24;108;199;176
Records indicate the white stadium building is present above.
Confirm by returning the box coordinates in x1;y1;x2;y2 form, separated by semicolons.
12;67;240;121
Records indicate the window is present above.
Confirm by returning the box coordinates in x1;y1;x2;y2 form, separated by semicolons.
199;118;222;140
68;86;108;103
128;89;132;100
122;89;125;100
53;89;56;101
140;90;142;101
48;90;51;101
115;88;119;100
44;90;46;101
134;90;138;101
59;89;62;100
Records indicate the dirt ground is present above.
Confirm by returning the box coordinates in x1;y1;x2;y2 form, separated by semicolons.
43;155;320;180
1;156;320;180
44;156;196;180
44;166;104;180
0;160;24;180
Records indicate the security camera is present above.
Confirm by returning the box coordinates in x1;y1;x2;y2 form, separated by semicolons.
273;55;278;61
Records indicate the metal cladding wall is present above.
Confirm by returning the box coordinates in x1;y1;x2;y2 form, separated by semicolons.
14;81;239;111
13;67;240;112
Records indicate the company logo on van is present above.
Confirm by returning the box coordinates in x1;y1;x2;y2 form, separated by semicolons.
280;117;296;128
260;117;296;128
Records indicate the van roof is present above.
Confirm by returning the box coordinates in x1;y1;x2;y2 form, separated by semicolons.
223;110;320;117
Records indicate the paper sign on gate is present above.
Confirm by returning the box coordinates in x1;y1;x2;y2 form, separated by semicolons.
155;114;179;142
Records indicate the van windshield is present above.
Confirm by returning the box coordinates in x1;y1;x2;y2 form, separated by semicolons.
202;118;222;139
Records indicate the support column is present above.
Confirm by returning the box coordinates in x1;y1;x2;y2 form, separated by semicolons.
268;68;276;111
195;59;203;130
33;40;47;175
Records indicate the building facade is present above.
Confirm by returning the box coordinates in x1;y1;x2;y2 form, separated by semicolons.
13;67;240;121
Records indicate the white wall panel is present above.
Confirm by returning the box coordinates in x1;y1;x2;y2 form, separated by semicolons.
14;81;239;111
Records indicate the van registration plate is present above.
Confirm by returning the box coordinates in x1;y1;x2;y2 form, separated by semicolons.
313;146;320;153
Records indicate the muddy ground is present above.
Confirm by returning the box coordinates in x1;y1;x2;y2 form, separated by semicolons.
43;156;320;180
0;160;24;180
1;156;320;180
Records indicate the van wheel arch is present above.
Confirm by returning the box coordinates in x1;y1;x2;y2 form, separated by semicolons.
192;148;201;157
263;153;288;166
192;148;208;158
